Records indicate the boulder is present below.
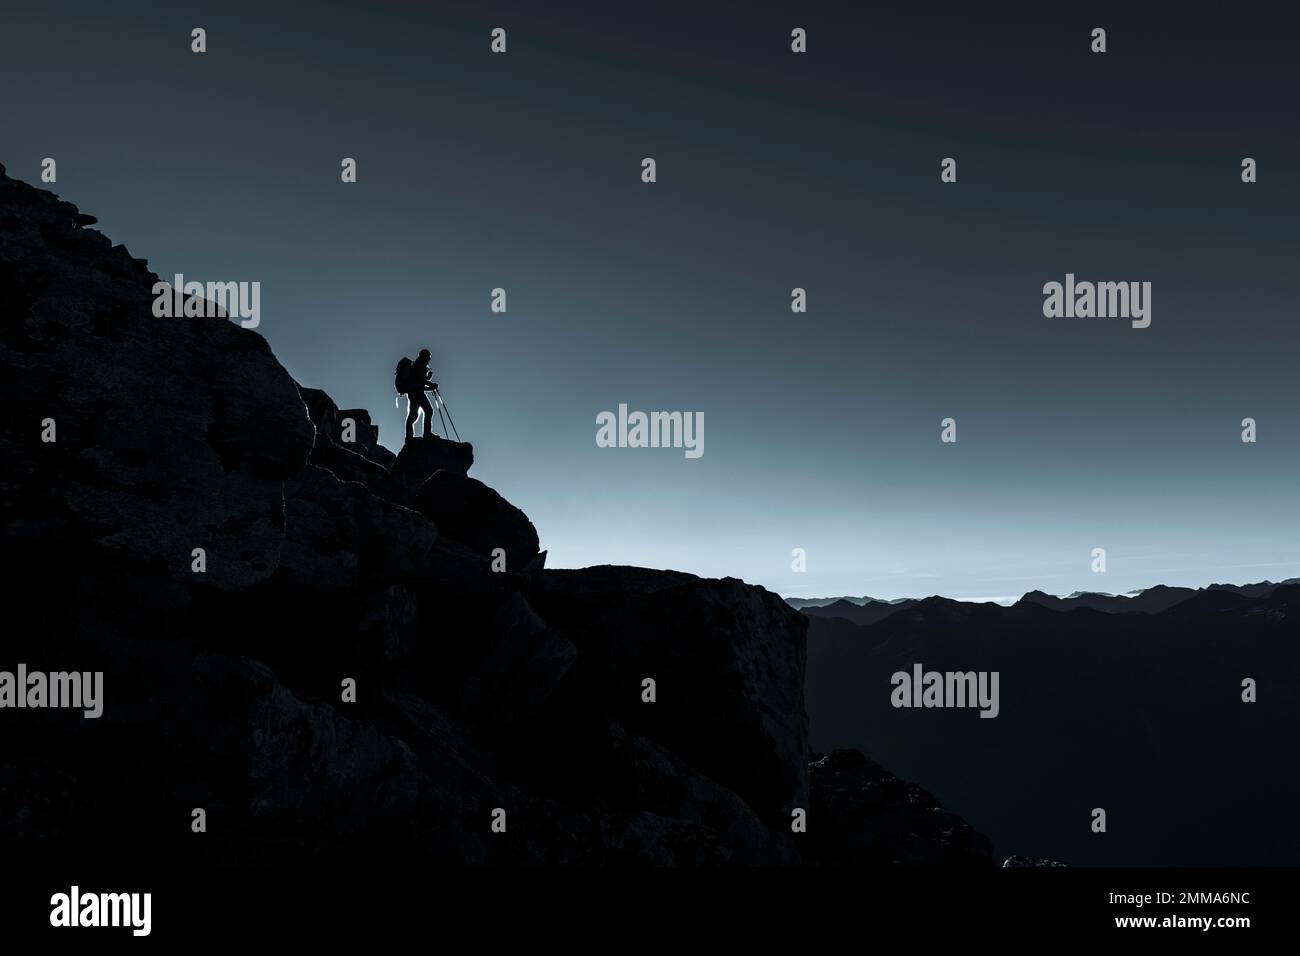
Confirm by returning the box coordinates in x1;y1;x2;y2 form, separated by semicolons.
299;386;397;473
535;569;810;825
337;408;396;469
413;470;539;570
805;750;993;867
391;435;473;497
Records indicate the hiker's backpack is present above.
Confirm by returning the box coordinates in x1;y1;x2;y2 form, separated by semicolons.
394;357;414;393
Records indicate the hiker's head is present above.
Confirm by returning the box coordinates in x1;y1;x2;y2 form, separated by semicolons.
417;348;431;362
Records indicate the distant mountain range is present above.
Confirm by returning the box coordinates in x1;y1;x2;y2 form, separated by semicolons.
787;596;916;609
804;579;1300;865
789;579;1299;625
1018;579;1296;614
792;597;921;626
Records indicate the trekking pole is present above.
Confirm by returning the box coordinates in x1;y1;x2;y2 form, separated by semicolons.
433;387;461;441
434;395;451;439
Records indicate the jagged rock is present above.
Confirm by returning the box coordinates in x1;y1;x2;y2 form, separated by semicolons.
300;386;339;435
459;591;577;725
192;654;421;825
530;565;698;626
299;387;397;472
535;568;810;824
520;549;547;578
413;470;540;569
297;386;402;499
805;750;993;866
279;464;439;588
337;408;396;469
0;765;79;848
357;584;420;663
615;729;800;865
376;690;775;866
0;168;314;590
311;438;402;500
1002;855;1069;868
391;434;473;495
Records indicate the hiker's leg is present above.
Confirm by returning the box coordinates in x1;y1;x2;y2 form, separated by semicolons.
405;394;418;440
418;394;434;437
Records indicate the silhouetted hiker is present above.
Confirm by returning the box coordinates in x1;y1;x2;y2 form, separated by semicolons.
395;348;438;441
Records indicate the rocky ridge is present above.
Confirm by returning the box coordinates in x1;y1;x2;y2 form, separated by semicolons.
0;163;991;865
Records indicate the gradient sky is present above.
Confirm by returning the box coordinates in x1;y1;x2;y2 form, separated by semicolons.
5;2;1298;600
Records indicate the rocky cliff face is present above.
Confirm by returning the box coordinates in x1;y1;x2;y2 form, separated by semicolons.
0;163;990;866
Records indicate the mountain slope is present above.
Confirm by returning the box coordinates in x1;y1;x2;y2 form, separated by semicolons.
0;163;991;866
